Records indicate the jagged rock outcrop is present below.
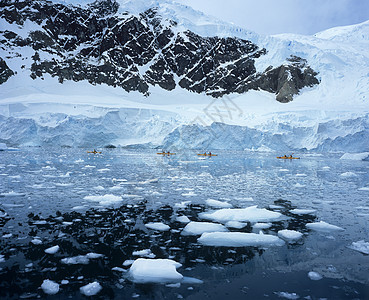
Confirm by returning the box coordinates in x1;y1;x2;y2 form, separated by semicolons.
0;0;319;102
0;57;14;84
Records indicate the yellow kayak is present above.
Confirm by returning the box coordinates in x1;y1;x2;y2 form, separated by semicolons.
87;151;102;154
197;154;218;156
157;152;176;155
277;156;300;159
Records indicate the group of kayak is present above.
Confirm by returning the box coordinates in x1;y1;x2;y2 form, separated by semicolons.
157;151;217;157
276;154;300;159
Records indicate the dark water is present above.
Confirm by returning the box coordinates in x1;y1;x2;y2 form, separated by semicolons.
0;148;368;299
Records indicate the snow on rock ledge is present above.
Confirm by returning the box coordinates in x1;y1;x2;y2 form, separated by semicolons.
198;232;285;247
128;258;183;284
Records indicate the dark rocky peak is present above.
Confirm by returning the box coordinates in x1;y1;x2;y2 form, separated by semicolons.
0;0;319;102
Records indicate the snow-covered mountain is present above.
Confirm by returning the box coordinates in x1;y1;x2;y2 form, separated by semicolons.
0;0;368;151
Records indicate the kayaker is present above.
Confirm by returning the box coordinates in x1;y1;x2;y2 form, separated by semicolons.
209;152;212;156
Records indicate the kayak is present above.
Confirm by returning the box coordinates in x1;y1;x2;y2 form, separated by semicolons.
157;152;176;155
87;151;102;154
197;154;218;156
277;157;300;159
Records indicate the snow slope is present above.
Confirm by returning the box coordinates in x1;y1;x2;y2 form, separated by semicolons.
0;0;368;150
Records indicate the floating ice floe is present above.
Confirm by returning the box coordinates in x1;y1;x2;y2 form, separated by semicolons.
45;245;60;254
253;223;272;229
83;194;123;205
31;238;42;245
340;152;369;161
358;187;369;191
128;258;183;284
41;279;59;295
278;229;303;242
348;240;369;255
181;222;228;236
290;209;316;215
176;215;191;223
306;221;344;232
145;222;170;231
61;253;103;265
205;199;233;208
340;172;357;177
80;281;102;296
132;249;155;258
197;232;285;247
274;291;299;299
294;183;305;188
0;191;25;197
225;221;247;229
308;271;323;280
181;191;197;197
199;206;282;223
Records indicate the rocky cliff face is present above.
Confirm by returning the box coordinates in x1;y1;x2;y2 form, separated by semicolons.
0;0;319;102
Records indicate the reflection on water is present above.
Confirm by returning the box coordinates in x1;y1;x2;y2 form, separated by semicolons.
0;148;368;299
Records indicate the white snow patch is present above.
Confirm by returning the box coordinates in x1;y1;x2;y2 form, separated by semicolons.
128;258;183;284
306;221;344;232
181;222;228;236
198;232;285;247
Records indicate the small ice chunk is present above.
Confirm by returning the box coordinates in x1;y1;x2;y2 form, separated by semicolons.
31;239;42;245
199;206;282;223
290;209;316;215
348;240;369;255
182;277;203;284
181;222;228;236
253;222;272;229
274;291;299;299
123;260;135;267
2;233;12;238
205;199;232;208
306;221;344;232
176;216;190;223
45;245;60;254
128;258;183;284
84;194;122;205
340;152;369;161
358;187;369;191
61;255;90;265
41;279;59;295
225;221;247;229
61;280;69;285
0;254;5;262
80;281;102;296
278;229;303;242
308;271;323;280
198;232;284;247
132;249;155;258
340;172;357;177
86;253;103;259
145;222;170;231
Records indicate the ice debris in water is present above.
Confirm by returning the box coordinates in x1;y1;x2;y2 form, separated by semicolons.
45;245;59;254
253;222;272;229
225;221;247;229
132;249;155;258
274;291;300;299
348;240;369;255
176;215;191;223
340;172;357;177
181;222;228;236
145;222;170;231
61;253;103;265
83;194;123;205
340;152;369;161
306;221;344;232
41;279;59;295
80;281;102;296
128;258;183;284
198;232;285;247
205;199;233;208
278;230;303;242
308;271;323;280
290;209;316;215
199;206;282;223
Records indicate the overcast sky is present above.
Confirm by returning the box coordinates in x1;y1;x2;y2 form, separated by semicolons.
174;0;369;35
